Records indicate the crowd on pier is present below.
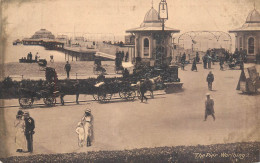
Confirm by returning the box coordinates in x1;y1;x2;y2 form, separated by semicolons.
179;48;247;71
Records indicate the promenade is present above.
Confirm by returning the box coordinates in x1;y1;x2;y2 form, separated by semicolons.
1;63;259;158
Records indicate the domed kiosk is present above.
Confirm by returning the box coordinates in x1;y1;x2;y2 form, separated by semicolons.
229;8;260;63
126;6;180;67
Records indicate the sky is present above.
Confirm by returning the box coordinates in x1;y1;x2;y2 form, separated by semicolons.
2;0;259;42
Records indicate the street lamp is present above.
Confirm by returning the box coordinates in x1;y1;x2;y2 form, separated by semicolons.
158;0;168;31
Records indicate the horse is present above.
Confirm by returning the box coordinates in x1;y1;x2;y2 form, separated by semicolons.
59;80;96;105
136;76;162;100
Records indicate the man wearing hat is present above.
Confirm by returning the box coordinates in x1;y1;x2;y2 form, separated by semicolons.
206;71;214;91
204;93;215;121
24;112;35;152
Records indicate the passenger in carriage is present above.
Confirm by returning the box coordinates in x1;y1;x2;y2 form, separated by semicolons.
123;68;129;79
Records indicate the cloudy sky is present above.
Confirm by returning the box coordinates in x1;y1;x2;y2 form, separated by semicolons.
2;0;259;40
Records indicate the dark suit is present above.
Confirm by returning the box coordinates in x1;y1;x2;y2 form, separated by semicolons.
25;117;35;152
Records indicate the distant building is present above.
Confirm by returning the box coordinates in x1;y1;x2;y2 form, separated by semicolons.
126;7;180;67
31;29;55;39
229;7;260;62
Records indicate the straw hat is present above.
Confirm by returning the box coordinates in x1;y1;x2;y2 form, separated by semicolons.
85;108;91;113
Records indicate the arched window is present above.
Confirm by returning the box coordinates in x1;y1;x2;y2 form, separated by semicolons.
239;37;243;51
143;38;149;57
248;37;254;54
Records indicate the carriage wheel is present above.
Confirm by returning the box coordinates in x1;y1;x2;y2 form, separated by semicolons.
43;97;56;106
98;93;112;103
125;90;136;101
93;94;98;101
19;97;34;108
119;88;127;99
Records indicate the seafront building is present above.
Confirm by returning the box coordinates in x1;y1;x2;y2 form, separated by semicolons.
126;6;180;67
229;7;260;63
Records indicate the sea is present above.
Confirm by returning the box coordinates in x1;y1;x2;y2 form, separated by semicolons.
1;40;121;81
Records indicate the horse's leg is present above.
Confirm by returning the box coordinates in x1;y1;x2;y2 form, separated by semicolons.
151;90;154;98
60;94;65;105
76;93;79;104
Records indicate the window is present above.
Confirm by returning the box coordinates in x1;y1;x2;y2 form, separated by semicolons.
239;37;243;51
248;37;254;54
143;38;149;57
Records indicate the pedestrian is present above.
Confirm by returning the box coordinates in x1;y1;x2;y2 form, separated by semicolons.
81;109;94;147
206;71;214;91
139;78;149;103
121;51;125;61
14;110;26;152
28;52;32;61
196;52;200;62
219;58;224;71
125;52;129;62
64;61;71;79
24;111;35;153
35;52;39;61
204;93;215;121
191;58;197;71
208;56;212;69
202;55;207;69
75;122;85;147
181;53;186;70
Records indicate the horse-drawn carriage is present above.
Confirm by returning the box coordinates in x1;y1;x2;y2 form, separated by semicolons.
92;80;136;103
18;84;59;108
18;67;59;108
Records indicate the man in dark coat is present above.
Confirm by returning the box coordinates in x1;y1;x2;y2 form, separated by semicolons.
204;93;215;121
24;112;35;152
140;78;150;103
125;52;129;62
191;58;197;71
64;61;71;79
202;55;207;69
219;58;224;71
123;68;129;79
207;71;214;91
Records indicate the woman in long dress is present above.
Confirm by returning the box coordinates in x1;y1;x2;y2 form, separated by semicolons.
81;109;94;147
14;113;26;152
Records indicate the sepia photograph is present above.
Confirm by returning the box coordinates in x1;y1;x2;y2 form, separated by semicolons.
0;0;260;162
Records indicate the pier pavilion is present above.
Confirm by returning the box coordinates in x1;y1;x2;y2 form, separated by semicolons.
229;7;260;63
126;6;180;67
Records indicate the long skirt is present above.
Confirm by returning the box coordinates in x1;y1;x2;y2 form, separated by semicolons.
15;128;26;150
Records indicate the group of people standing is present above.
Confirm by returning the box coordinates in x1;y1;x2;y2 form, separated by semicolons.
75;109;94;147
202;50;215;69
21;52;39;61
14;110;35;153
116;51;129;62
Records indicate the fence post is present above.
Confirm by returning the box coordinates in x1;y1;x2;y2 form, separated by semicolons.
21;75;23;79
76;73;77;79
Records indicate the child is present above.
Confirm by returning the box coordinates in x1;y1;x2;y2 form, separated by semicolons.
75;122;84;147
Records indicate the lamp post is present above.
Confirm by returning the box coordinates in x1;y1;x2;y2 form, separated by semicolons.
158;0;168;31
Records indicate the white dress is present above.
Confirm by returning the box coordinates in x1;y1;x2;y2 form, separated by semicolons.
81;116;94;142
75;126;85;141
14;118;26;150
